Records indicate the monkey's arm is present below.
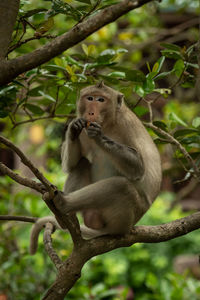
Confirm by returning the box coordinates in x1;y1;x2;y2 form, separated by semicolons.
62;118;86;172
87;123;144;181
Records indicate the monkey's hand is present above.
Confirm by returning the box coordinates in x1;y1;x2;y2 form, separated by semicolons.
87;122;102;140
69;118;86;141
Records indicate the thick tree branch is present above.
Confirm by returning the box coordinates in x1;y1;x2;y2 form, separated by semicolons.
0;0;155;86
0;0;20;59
43;211;200;300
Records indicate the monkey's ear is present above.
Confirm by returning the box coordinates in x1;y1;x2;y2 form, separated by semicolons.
96;80;105;88
117;93;124;109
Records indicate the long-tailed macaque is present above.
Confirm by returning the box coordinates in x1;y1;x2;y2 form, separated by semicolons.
29;82;162;255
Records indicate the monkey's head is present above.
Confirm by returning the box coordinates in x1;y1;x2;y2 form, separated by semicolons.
77;82;124;127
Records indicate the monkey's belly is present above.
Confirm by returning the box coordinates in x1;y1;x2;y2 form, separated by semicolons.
82;210;105;230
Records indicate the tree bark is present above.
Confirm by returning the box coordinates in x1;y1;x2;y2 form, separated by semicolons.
0;0;20;59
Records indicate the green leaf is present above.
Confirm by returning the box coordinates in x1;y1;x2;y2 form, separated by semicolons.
156;56;165;72
169;112;187;127
82;43;89;56
143;78;155;93
54;57;64;67
107;71;126;78
152;62;159;73
0;110;9;118
99;75;119;84
133;105;148;117
146;61;151;73
153;121;168;131
36;17;54;34
154;138;169;145
75;0;91;4
28;86;42;97
126;70;146;82
181;136;200;145
161;50;183;60
25;104;44;115
174;129;199;138
38;91;56;102
154;71;174;80
116;48;128;54
133;85;146;97
45;64;67;72
160;43;181;52
192;117;200;128
97;49;116;63
173;59;185;77
146;272;158;290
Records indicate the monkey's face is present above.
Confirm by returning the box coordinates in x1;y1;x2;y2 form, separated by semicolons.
77;84;123;127
78;93;111;125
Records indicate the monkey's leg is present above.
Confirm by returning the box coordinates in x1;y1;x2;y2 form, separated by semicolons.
54;176;146;234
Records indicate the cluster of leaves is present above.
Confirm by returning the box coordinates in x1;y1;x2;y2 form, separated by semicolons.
1;42;199;126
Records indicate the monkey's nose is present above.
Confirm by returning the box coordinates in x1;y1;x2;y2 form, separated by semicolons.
88;112;94;115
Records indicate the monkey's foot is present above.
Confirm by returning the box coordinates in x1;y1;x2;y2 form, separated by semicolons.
53;191;70;214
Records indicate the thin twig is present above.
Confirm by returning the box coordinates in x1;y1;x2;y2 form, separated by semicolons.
0;135;52;189
79;0;102;23
12;114;76;129
43;222;63;270
144;122;200;180
8;34;56;54
0;215;37;223
146;101;153;123
133;97;143;109
0;162;44;193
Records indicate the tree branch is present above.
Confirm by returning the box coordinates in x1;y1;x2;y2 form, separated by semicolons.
43;211;200;300
0;135;52;190
0;161;44;193
0;0;155;86
0;215;37;223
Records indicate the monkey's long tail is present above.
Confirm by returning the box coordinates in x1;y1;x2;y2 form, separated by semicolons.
29;217;107;255
29;216;59;255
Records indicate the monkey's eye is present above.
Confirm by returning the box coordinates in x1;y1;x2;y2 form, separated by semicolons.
97;97;105;102
87;96;94;101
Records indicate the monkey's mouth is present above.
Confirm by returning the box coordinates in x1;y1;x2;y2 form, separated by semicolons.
85;117;103;125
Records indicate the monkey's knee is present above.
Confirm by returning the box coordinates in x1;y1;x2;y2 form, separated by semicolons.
110;176;133;195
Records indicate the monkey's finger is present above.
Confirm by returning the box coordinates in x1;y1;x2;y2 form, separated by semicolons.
77;118;87;128
89;122;101;129
87;126;101;133
73;121;84;131
87;128;101;137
